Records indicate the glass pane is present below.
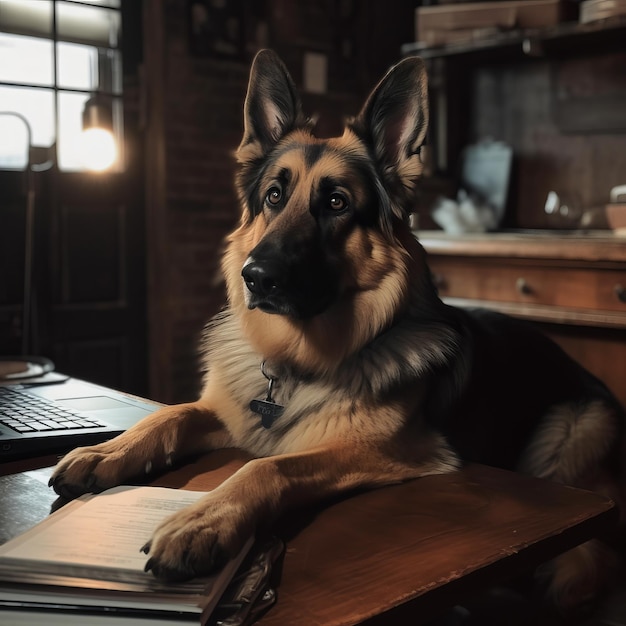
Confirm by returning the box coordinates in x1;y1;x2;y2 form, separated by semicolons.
57;91;123;172
57;91;89;171
56;43;122;94
0;86;55;169
101;48;122;95
0;33;54;87
0;0;52;39
56;1;121;48
0;114;29;168
57;42;98;91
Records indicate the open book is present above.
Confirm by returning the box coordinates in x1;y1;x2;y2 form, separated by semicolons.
0;485;254;624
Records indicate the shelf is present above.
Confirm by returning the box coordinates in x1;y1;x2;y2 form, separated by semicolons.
402;15;626;60
417;230;626;263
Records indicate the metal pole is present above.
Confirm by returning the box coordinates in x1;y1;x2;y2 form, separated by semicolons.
0;111;35;356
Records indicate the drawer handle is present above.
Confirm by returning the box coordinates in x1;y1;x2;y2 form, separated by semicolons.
615;284;626;303
516;277;533;295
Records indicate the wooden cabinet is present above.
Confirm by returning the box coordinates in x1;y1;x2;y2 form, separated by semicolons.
419;231;626;407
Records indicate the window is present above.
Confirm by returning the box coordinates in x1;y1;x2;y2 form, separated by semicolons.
0;0;122;171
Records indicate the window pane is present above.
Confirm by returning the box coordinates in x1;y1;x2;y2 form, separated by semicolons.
0;33;54;86
57;91;123;172
56;43;122;94
57;42;98;90
0;113;29;168
0;0;52;39
101;48;122;95
56;1;121;48
57;91;89;171
0;85;55;146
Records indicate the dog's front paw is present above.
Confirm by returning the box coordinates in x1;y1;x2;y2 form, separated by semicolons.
49;443;139;499
49;407;188;499
50;437;174;499
142;495;252;582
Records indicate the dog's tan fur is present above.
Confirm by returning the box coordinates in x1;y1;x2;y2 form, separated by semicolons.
50;50;624;609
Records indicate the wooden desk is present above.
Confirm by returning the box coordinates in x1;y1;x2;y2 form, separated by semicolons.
159;453;617;624
0;450;617;625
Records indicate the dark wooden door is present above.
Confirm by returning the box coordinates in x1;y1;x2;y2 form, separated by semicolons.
0;162;147;396
45;168;147;394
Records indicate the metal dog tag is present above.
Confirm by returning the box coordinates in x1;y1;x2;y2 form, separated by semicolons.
250;399;284;428
250;361;285;428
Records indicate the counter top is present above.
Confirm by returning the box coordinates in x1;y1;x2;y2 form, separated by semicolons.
416;231;626;263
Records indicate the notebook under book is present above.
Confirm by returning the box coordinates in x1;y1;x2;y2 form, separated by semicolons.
0;377;161;461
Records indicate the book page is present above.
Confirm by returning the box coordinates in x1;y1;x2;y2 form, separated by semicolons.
0;486;207;572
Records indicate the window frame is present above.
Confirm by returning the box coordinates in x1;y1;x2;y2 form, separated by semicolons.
0;0;123;172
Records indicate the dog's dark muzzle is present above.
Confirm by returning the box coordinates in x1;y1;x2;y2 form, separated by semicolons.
242;255;337;319
242;259;286;313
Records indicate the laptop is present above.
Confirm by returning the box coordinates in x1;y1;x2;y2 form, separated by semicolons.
0;376;161;461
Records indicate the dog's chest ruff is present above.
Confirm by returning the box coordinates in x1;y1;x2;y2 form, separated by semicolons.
249;361;285;428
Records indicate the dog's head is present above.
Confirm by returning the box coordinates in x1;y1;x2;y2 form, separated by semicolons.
224;50;431;371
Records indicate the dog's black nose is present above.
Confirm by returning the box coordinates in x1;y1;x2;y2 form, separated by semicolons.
242;261;282;297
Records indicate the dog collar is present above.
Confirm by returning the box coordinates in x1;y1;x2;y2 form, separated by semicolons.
249;360;285;428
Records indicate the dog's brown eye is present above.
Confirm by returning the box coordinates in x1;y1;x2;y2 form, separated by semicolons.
329;193;347;211
266;187;282;207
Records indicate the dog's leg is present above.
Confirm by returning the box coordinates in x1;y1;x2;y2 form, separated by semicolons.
142;441;456;581
49;402;231;499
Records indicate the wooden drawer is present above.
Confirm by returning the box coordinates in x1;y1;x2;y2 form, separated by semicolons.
429;257;626;313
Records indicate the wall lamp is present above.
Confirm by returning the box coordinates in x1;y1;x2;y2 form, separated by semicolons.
81;95;118;172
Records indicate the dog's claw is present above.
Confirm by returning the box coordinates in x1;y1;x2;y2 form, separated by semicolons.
144;557;154;573
48;475;57;488
140;541;152;554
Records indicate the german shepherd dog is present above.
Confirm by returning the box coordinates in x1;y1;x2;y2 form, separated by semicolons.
50;50;625;611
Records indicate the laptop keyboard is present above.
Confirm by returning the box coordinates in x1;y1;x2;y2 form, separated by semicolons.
0;387;105;433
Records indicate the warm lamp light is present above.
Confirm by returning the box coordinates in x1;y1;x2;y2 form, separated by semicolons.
81;96;117;171
81;127;117;171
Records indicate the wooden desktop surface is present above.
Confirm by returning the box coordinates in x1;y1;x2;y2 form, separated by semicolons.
1;449;617;625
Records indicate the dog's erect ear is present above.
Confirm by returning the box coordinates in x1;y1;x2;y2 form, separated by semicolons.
239;50;306;155
352;57;429;188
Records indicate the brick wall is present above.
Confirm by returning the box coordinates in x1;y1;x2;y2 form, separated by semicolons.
149;0;416;403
